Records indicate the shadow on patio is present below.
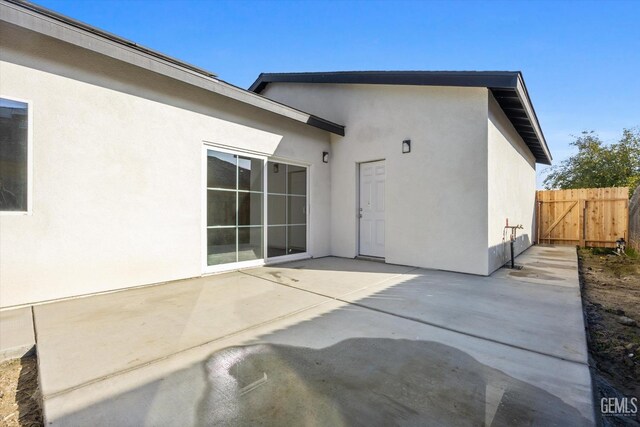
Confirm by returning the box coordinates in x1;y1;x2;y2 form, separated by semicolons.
36;246;593;426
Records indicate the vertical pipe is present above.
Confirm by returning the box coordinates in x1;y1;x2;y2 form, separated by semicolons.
510;240;515;269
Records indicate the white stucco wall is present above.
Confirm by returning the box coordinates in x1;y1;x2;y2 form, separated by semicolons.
0;25;331;308
487;94;536;273
262;83;490;275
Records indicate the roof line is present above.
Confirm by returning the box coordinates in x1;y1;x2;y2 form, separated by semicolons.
0;0;345;136
5;0;218;78
249;70;521;92
514;73;551;163
250;71;551;164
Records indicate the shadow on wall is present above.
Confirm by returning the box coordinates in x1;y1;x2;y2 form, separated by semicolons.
55;339;590;426
488;233;532;273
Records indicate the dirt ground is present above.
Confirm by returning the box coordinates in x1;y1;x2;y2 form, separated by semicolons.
579;247;640;425
0;355;42;427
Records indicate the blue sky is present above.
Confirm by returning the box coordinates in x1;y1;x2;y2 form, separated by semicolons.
36;0;640;187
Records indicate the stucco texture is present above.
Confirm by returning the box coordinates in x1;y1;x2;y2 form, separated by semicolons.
487;94;536;273
0;24;331;307
263;83;491;275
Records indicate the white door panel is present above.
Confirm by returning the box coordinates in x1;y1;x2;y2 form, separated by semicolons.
359;160;385;257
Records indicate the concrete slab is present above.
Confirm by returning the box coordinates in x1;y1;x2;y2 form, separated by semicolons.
248;256;416;298
34;271;330;396
34;246;594;425
492;245;580;287
256;249;587;363
0;306;35;361
45;300;593;426
341;265;587;363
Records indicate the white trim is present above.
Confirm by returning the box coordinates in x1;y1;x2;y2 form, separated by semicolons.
268;155;311;168
266;253;311;264
203;140;271;158
263;158;269;262
201;145;208;272
264;192;306;197
0;95;33;216
264;159;311;263
201;146;314;273
355;162;361;257
356;158;386;257
206;187;263;193
202;145;268;275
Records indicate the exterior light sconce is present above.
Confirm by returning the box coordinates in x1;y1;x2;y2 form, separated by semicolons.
322;151;329;163
402;139;411;154
273;163;279;173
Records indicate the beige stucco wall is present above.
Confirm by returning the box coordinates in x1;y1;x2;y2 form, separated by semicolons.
487;94;536;273
0;24;331;308
262;83;490;275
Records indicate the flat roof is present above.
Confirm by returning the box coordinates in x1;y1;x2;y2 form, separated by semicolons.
0;0;345;136
250;71;552;164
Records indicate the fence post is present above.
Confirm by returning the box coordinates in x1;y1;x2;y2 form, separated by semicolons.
579;199;586;247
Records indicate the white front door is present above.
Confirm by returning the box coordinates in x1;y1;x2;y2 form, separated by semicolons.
359;160;385;258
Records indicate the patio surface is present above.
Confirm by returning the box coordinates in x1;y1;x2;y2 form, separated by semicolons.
34;245;594;425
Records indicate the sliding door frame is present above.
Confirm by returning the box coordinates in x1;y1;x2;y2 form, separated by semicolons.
201;145;311;274
264;156;311;265
201;144;268;274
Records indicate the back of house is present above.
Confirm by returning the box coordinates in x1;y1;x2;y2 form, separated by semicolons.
1;1;551;315
252;72;551;275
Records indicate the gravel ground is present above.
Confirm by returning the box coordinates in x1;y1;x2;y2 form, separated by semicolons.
0;354;42;427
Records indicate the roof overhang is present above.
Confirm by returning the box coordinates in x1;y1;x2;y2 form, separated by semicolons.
0;0;345;136
250;71;551;164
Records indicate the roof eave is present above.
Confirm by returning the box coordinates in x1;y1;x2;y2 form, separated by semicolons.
250;71;552;164
0;0;344;136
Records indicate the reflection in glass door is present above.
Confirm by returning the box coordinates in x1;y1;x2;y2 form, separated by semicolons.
206;150;264;266
267;161;307;258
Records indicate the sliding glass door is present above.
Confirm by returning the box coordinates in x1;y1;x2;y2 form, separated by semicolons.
205;148;308;271
206;149;264;266
267;161;307;258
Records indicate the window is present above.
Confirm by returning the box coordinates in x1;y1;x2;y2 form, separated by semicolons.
206;150;264;266
204;148;309;270
267;161;307;258
0;98;29;212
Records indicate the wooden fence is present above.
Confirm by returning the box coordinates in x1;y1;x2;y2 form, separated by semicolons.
536;187;629;248
630;186;640;251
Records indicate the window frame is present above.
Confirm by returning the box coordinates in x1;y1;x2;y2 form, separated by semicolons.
202;144;268;274
201;145;312;274
0;95;33;215
264;156;311;265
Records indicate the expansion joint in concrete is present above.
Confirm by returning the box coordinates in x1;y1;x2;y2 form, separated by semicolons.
239;270;589;367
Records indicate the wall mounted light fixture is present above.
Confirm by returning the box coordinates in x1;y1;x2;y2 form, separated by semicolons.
322;151;329;163
402;139;411;154
273;163;279;173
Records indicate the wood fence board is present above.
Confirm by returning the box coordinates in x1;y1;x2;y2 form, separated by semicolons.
536;187;629;248
629;187;640;251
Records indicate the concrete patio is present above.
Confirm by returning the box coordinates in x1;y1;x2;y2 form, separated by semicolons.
33;245;594;425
